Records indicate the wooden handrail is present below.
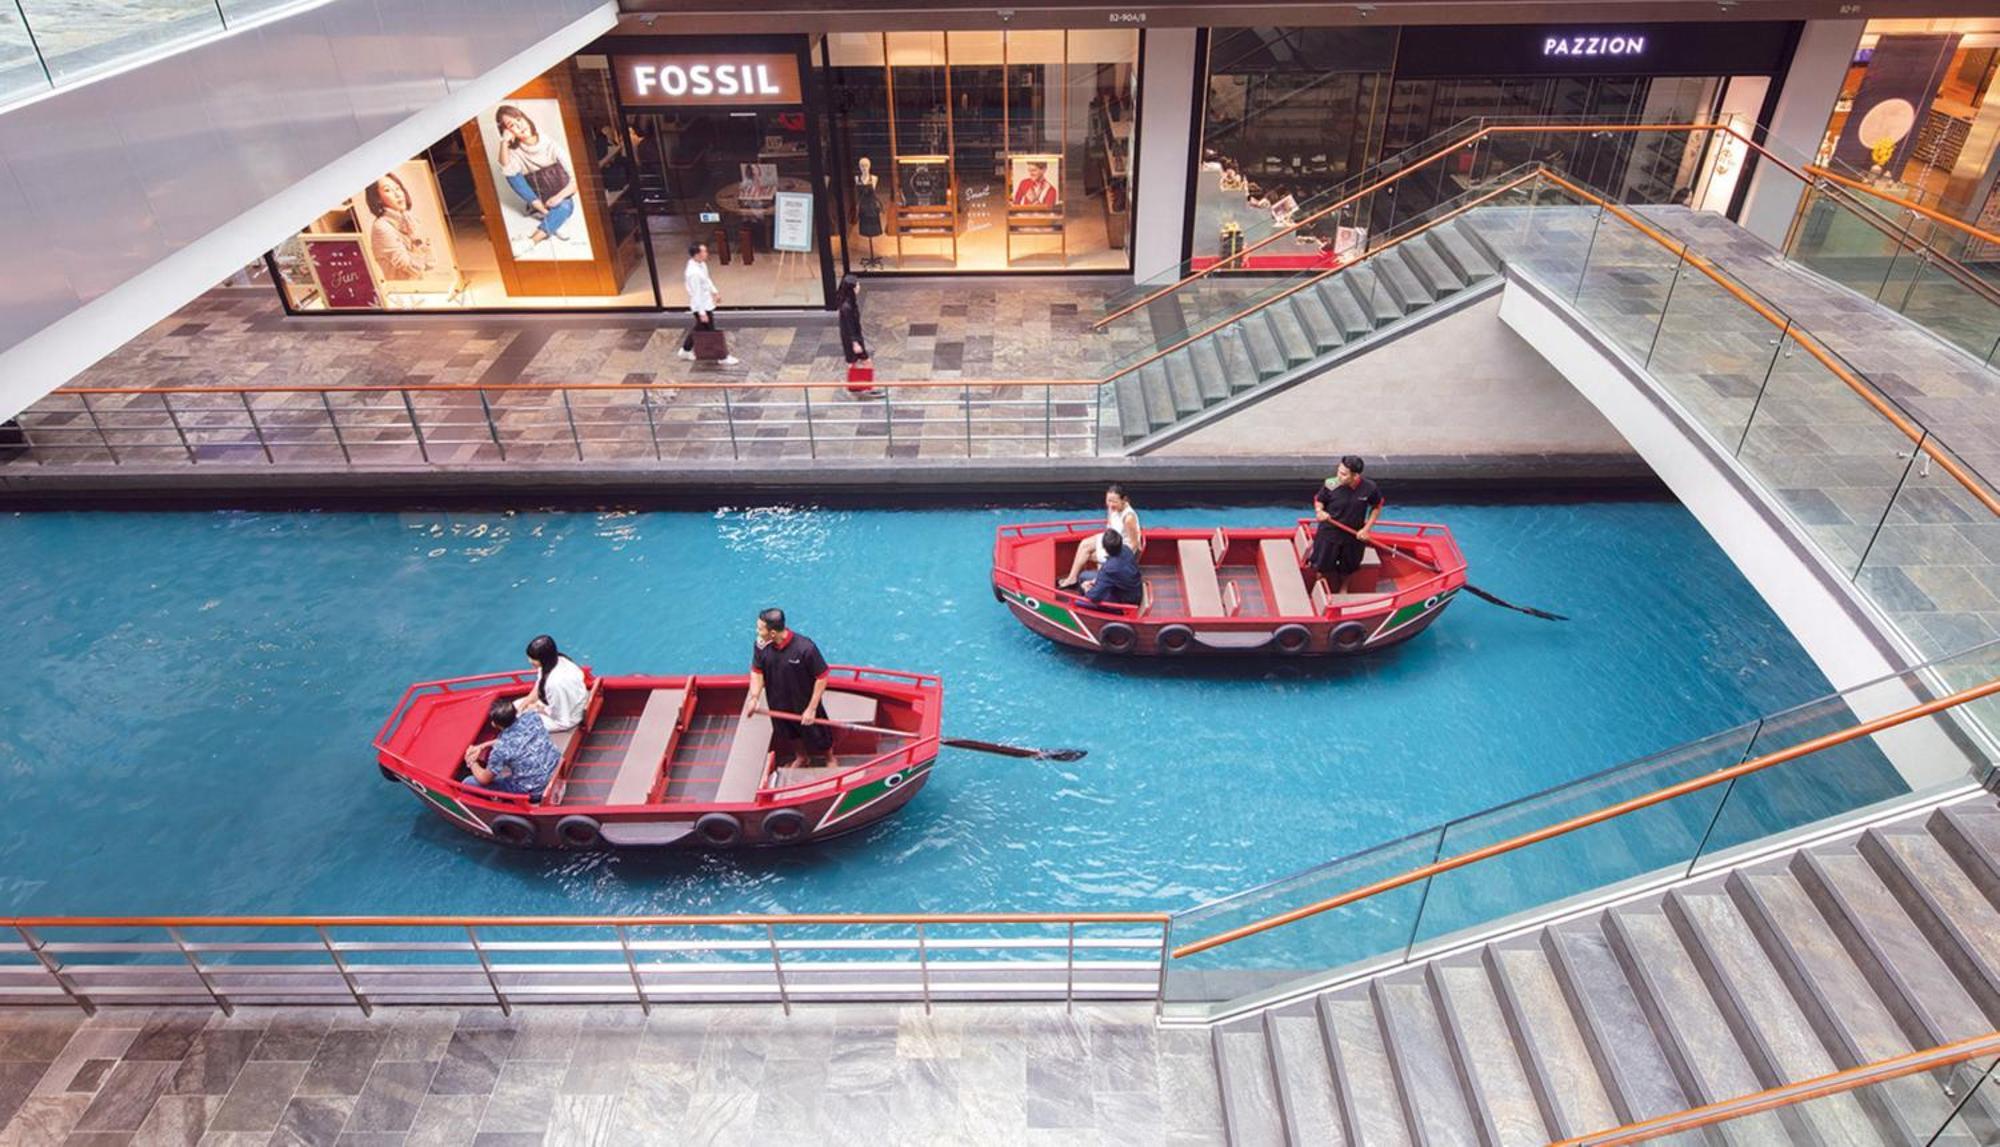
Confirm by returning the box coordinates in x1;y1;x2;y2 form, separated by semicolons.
1170;675;2000;959
1806;164;2000;249
1554;1028;2000;1145
53;378;1096;397
3;911;1169;928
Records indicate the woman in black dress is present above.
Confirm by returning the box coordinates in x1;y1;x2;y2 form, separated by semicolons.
836;275;884;399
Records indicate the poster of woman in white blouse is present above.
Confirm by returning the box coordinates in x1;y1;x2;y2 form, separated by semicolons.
351;160;459;295
477;99;595;262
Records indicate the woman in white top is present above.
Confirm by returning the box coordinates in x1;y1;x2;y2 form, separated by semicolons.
1059;484;1143;589
516;634;589;732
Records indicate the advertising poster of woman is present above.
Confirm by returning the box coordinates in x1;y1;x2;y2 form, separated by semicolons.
349;160;460;295
1009;155;1061;207
476;99;596;262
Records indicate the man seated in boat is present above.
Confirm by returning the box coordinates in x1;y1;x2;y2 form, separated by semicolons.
462;697;562;797
742;608;835;769
1080;529;1144;608
1308;455;1384;593
515;634;588;733
1057;484;1143;590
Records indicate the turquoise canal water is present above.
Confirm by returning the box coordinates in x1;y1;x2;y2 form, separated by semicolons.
0;502;1897;923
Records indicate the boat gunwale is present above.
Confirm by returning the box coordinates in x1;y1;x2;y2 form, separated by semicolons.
373;665;944;818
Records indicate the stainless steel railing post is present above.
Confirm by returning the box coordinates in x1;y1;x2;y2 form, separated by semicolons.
78;393;118;465
1153;922;1171;1018
16;926;93;1015
640;389;663;462
559;390;584;461
765;925;791;1017
399;389;430;463
477;390;507;462
1064;922;1075;1013
167;926;232;1015
616;925;650;1014
802;386;817;459
239;392;273;464
316;926;370;1016
961;385;973;458
1044;386;1053;458
161;393;195;464
915;923;933;1015
466;926;510;1015
721;387;741;460
320;393;352;465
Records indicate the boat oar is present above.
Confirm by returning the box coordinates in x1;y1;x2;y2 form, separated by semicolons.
758;709;1087;762
1318;518;1570;623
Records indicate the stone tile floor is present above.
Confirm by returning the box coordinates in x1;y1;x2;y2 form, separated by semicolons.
0;1004;1222;1146
1466;202;2000;661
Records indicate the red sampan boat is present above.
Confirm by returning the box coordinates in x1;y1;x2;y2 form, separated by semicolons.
373;666;942;849
991;518;1467;656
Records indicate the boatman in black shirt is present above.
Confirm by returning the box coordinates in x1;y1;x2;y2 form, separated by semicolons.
743;607;835;769
1308;455;1384;593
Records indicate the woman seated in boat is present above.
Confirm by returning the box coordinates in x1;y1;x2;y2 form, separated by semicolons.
463;698;561;796
516;634;588;732
1081;530;1143;608
1057;485;1143;590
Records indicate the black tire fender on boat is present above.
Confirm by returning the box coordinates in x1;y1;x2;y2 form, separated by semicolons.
1330;621;1370;653
991;580;1005;603
555;815;602;849
695;812;743;846
488;814;536;848
762;808;808;844
1272;624;1311;654
1157;624;1195;654
1098;621;1137;654
378;763;402;784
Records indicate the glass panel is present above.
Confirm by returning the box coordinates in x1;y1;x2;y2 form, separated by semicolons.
1066;30;1137;274
17;0;219;83
1643;256;1786;449
1893;244;2000;366
1734;333;1918;575
1163;828;1442;1008
1789;187;1915;303
0;0;48;104
1854;436;2000;663
1931;1057;2000;1145
1569;205;1683;362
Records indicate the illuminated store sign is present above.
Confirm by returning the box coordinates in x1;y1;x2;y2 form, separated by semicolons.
1543;33;1647;58
615;54;803;106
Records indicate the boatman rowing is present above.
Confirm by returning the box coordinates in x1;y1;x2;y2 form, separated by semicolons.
742;607;836;769
1308;455;1383;593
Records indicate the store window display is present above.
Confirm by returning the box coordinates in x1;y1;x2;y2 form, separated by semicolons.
823;29;1138;273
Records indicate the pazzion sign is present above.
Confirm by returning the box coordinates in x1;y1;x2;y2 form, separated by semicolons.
1543;34;1647;58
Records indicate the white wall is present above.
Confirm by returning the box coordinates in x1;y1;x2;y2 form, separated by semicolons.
0;0;619;423
1131;28;1198;283
1738;19;1864;247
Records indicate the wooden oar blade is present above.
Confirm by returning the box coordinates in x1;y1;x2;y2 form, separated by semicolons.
943;737;1087;762
1463;582;1568;622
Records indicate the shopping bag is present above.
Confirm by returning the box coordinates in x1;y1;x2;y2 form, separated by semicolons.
845;361;876;394
692;329;730;362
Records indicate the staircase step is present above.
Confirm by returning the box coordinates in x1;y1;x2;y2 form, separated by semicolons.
1263;300;1317;366
1377;250;1434;312
1542;921;1690;1123
1289;290;1346;353
1316;278;1374;336
1932;803;2000;911
1265;1007;1347;1147
1404;235;1465;294
1238;314;1289;379
1163;349;1205;417
1427;958;1548;1147
1188;338;1233;404
1318;988;1415;1146
1485;942;1620;1138
1860;828;2000;1022
1213;325;1261;393
1111;376;1150;444
1135;362;1177;430
1344;265;1405;324
1794;847;1989;1046
1371;974;1479;1147
1431;220;1498;281
1216;1020;1288;1147
1602;904;1772;1109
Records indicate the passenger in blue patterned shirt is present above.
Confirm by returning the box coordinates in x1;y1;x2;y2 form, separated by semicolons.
463;697;562;797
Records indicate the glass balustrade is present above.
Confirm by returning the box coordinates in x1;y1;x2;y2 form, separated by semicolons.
0;0;321;108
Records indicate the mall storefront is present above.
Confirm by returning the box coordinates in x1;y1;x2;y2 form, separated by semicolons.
267;30;1142;315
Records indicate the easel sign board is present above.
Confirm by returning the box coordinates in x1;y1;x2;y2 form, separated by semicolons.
301;234;383;310
773;191;813;252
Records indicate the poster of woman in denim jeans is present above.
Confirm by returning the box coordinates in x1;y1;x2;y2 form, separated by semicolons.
478;100;595;261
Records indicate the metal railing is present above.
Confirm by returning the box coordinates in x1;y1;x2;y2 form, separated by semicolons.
1557;1029;2000;1146
4;378;1103;467
1;912;1170;1015
2;0;312;107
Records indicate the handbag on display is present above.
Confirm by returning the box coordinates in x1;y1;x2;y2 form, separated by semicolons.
692;330;730;362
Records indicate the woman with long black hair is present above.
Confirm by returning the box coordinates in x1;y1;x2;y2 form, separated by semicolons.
836;275;885;399
515;634;588;732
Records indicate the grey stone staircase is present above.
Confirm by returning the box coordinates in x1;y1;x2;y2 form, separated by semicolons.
1208;797;2000;1145
1109;217;1502;449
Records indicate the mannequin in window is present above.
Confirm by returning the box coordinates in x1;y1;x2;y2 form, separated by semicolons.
855;157;884;270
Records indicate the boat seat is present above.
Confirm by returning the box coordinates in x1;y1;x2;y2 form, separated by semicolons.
1293;525;1312;563
606;688;686;806
1222;581;1242;618
822;690;878;726
1178;539;1227;618
1209;527;1228;566
1260;538;1315;617
715;712;774;803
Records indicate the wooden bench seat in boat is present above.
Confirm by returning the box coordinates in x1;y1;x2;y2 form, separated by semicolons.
716;713;774;803
1259;538;1315;618
822;691;879;726
1312;580;1391;611
606;688;686;806
1178;539;1228;618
